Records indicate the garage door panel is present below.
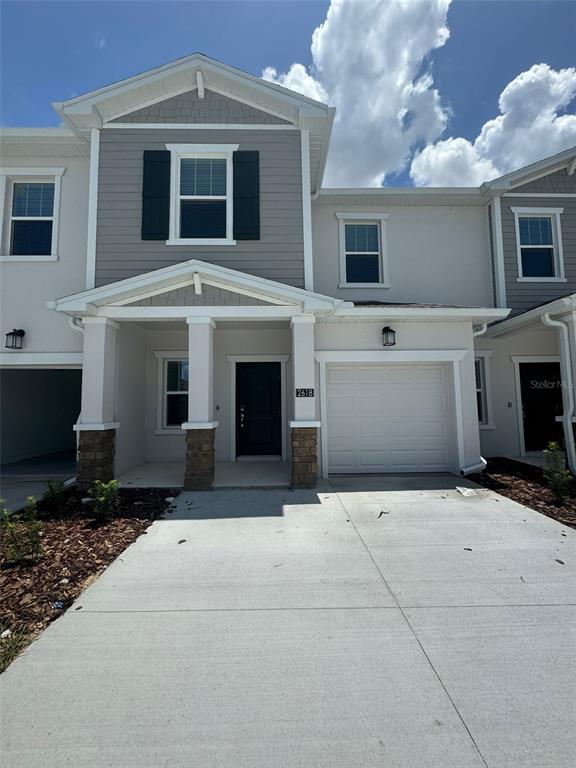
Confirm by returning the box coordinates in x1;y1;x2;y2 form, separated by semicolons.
326;364;453;474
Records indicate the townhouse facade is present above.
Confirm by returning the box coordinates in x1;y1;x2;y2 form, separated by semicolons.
1;53;574;489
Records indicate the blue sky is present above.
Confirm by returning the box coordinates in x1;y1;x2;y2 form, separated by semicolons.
1;0;575;187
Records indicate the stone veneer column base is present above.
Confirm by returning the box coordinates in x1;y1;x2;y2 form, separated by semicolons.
184;429;216;490
291;427;319;489
76;429;116;491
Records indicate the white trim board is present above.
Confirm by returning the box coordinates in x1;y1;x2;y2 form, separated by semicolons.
85;128;100;288
0;352;82;368
227;355;290;462
106;123;298;131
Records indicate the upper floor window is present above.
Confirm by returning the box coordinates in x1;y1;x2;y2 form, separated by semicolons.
336;212;389;287
165;144;238;246
512;207;565;282
0;168;64;262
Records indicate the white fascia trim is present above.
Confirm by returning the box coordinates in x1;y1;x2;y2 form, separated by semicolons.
510;206;565;215
0;167;66;176
100;306;304;321
53;259;341;313
504;193;576;198
85;128;100;288
106;123;297;131
0;352;82;367
332;307;510;322
315;350;468;363
165;143;240;154
486;295;576;337
301;129;314;291
491;197;507;308
227;354;290;363
335;212;390;220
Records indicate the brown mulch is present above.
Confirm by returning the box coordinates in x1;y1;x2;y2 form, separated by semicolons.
0;488;178;661
471;457;576;529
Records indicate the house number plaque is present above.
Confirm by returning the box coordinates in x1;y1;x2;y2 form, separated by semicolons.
296;388;315;397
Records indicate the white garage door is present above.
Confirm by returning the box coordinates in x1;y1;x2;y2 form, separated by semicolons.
326;364;453;473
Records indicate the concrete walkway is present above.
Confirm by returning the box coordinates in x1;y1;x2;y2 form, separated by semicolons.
1;475;575;767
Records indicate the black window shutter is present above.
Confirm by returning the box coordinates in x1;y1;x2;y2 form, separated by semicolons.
141;150;171;240
233;151;260;240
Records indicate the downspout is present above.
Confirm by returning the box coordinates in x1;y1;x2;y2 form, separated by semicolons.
461;322;490;474
542;312;576;474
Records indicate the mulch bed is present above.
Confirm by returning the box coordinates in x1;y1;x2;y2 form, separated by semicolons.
0;487;178;670
471;457;576;529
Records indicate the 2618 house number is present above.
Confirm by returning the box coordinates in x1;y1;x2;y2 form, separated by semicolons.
296;388;314;397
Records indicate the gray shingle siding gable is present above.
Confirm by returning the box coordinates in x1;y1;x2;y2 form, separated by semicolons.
111;89;289;125
95;128;304;287
500;167;576;313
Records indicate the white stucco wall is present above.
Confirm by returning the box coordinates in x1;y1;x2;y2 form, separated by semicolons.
0;155;89;355
475;326;559;458
311;203;493;307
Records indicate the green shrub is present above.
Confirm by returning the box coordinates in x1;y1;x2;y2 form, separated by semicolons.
0;496;43;563
42;480;66;512
89;480;120;521
543;441;572;505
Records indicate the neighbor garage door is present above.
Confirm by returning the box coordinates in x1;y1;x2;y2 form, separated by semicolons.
326;363;453;473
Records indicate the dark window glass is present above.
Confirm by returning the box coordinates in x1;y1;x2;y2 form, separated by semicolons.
345;253;380;283
10;220;53;255
166;394;188;427
518;217;552;246
521;248;555;278
180;200;226;239
180;158;226;196
476;390;485;424
345;223;379;252
12;182;54;217
166;361;189;392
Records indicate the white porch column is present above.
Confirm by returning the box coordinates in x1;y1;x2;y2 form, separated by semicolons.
77;317;119;428
290;314;320;487
74;317;119;489
182;317;217;428
182;317;218;490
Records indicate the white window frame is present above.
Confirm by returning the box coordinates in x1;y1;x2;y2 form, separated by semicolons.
154;351;188;434
474;351;494;430
0;167;65;261
512;207;566;282
165;144;238;246
335;212;389;288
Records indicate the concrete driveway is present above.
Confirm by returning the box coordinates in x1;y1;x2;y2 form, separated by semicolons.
1;476;575;767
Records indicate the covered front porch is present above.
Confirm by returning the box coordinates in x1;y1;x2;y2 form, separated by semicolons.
52;260;336;490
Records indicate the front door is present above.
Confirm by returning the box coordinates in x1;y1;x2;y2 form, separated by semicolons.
519;361;563;451
236;362;282;457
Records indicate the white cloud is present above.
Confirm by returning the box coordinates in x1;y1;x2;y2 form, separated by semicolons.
411;63;576;186
263;1;576;188
263;0;452;186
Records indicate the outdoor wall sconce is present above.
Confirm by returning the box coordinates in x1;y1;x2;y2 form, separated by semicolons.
5;329;25;350
382;326;396;347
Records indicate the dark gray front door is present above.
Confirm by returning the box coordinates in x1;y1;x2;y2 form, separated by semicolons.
236;362;282;457
519;362;563;451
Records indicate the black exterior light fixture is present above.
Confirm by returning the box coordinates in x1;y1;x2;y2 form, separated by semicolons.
382;326;396;347
5;329;25;350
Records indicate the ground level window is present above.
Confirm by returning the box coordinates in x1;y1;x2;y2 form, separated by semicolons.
164;359;188;427
475;357;488;425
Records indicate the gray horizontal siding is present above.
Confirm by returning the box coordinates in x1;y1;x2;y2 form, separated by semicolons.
96;129;304;287
112;89;288;125
502;190;576;313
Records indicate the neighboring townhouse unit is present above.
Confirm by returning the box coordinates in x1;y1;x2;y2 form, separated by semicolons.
9;52;556;490
476;149;576;474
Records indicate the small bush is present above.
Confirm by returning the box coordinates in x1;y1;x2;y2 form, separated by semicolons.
543;441;572;505
89;480;120;521
0;496;43;563
42;480;66;513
